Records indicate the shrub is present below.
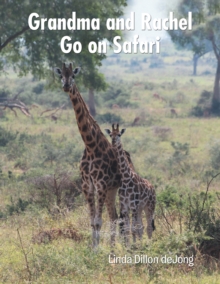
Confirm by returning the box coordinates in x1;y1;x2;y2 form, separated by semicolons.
209;142;220;171
96;112;123;124
6;198;31;216
29;170;81;212
157;177;220;259
101;85;135;108
0;126;18;147
144;82;155;90
0;88;9;100
32;83;45;94
167;141;190;176
0;197;32;218
157;186;183;209
191;90;212;117
149;57;164;68
171;141;189;160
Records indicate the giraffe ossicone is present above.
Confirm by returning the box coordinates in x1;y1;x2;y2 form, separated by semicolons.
54;64;133;248
105;123;156;245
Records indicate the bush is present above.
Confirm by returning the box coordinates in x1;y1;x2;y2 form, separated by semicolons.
157;185;183;209
149;57;164;69
96;112;123;124
167;141;190;176
144;82;155;90
209;142;220;171
32;83;45;94
0;197;32;218
101;85;136;108
6;198;31;216
0;88;10;100
0;126;18;147
29;170;81;212
191;90;212;117
157;179;220;259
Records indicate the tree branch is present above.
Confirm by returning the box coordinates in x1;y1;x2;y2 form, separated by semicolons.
0;101;31;117
193;172;220;233
17;228;32;282
0;26;30;52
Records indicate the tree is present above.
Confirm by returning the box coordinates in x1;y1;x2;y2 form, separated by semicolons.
168;0;212;75
0;0;127;115
168;0;220;113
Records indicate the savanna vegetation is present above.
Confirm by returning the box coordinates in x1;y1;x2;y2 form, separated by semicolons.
0;39;220;283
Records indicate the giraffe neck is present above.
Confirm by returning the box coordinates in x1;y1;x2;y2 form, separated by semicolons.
114;140;131;176
69;85;110;152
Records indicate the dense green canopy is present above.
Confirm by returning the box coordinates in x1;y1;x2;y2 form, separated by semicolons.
0;0;126;78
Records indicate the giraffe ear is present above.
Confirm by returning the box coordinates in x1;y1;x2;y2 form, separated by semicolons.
120;129;126;136
72;67;81;77
104;129;111;135
54;67;62;78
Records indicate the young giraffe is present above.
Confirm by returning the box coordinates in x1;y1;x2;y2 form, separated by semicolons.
54;63;133;247
105;124;156;244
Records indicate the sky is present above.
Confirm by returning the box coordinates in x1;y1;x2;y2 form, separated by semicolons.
125;0;178;41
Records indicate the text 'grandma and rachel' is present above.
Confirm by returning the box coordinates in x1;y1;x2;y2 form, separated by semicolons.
28;12;192;54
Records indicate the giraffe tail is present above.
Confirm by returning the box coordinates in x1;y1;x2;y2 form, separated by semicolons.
152;218;156;231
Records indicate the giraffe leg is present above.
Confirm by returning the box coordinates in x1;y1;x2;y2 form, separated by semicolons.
119;209;130;246
144;208;154;239
105;188;118;247
93;185;107;247
81;179;97;247
124;212;130;246
136;208;144;240
131;209;139;243
119;193;130;246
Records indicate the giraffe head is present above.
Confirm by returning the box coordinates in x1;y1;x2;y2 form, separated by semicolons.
54;63;80;92
105;124;126;146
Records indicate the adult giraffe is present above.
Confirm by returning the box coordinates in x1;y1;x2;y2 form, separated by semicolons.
54;63;133;247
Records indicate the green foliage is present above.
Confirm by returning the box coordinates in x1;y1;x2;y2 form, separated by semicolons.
6;198;31;216
29;170;81;212
186;191;216;231
157;186;183;209
0;0;127;92
168;0;220;112
0;197;31;218
0;88;10;101
191;90;212;117
168;0;213;56
96;112;123;124
144;81;155;90
32;83;45;94
157;181;219;259
149;57;164;69
171;141;189;159
209;142;220;170
101;85;137;108
0;126;18;147
167;141;190;176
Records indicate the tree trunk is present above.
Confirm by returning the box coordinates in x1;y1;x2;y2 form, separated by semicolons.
193;54;199;76
211;59;220;114
88;88;96;117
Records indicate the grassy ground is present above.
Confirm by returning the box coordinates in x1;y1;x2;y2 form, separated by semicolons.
0;40;220;283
